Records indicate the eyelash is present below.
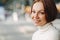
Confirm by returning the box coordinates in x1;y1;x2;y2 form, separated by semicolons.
32;11;45;14
32;11;35;13
39;12;45;14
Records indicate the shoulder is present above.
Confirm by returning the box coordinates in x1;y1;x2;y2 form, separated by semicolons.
49;30;59;40
50;25;59;34
47;25;60;40
49;25;60;38
47;24;60;36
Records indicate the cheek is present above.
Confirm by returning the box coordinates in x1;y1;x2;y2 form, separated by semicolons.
42;16;47;22
31;14;34;19
39;15;46;20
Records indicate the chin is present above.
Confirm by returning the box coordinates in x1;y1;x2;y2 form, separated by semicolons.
34;23;44;26
34;23;40;26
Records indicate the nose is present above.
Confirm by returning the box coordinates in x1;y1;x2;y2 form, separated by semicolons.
34;13;39;19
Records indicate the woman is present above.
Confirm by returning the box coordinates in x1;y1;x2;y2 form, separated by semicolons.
31;0;60;40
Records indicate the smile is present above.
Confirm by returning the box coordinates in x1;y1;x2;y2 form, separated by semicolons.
34;20;41;23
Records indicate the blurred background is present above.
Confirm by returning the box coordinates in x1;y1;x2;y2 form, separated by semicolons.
0;0;60;40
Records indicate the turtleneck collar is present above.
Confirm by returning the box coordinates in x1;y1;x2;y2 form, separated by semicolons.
37;22;53;32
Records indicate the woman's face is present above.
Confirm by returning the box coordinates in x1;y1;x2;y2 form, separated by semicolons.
31;2;47;26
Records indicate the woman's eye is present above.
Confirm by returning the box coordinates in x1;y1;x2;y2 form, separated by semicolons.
39;12;45;14
41;12;45;14
32;11;35;13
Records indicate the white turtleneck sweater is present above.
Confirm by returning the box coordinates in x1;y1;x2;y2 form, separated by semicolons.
32;23;60;40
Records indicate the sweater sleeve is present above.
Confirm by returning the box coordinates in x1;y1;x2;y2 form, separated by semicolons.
48;31;60;40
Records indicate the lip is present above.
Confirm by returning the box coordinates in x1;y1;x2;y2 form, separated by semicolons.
33;19;41;23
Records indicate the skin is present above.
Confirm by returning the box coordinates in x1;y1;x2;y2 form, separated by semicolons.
31;2;47;26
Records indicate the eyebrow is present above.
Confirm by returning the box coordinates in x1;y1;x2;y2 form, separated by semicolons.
32;9;45;12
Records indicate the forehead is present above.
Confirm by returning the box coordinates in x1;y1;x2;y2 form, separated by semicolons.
32;2;44;11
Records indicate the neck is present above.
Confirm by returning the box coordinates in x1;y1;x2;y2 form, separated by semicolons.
37;22;52;32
